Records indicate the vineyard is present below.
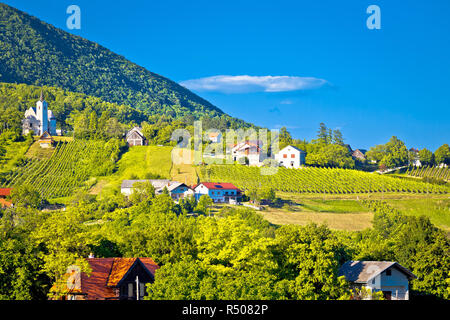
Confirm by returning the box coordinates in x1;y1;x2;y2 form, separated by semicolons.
1;139;123;199
406;166;450;181
200;165;450;194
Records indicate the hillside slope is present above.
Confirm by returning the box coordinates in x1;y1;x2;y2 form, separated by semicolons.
0;3;223;119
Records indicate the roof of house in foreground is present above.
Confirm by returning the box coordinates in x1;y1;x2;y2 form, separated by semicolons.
64;257;159;300
338;261;416;283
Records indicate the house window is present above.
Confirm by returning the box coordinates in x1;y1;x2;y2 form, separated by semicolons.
386;269;391;276
291;154;295;158
128;283;134;297
372;278;375;284
139;283;145;297
283;154;287;158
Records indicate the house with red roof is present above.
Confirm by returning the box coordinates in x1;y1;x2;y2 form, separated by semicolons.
52;257;159;300
193;182;241;203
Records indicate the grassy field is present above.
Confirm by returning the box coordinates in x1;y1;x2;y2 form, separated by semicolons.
92;145;172;197
385;198;450;232
264;192;450;232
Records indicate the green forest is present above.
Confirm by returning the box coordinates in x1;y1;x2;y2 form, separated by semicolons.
1;188;448;300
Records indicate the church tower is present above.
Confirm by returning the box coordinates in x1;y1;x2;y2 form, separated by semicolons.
36;90;49;135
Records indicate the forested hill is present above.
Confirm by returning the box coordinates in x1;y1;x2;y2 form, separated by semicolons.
0;3;223;119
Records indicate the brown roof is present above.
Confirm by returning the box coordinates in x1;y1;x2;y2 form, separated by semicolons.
73;257;159;300
338;261;416;283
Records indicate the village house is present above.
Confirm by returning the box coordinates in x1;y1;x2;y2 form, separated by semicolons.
193;182;241;203
352;149;367;161
409;148;421;167
338;261;416;300
206;131;222;143
275;145;306;169
165;182;195;201
231;140;265;166
53;257;159;300
120;179;193;200
0;188;13;208
38;131;54;148
125;127;147;146
22;90;57;136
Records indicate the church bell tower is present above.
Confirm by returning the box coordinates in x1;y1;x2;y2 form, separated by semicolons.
36;90;49;135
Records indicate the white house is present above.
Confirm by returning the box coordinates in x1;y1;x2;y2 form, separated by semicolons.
165;182;194;201
193;182;241;203
338;261;416;300
22;90;57;136
275;145;306;169
231;140;265;166
121;179;170;196
120;179;193;200
206;131;222;143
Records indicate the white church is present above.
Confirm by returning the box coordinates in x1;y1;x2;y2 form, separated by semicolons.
22;90;57;136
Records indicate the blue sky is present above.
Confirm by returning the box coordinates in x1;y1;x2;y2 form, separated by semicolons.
3;0;450;150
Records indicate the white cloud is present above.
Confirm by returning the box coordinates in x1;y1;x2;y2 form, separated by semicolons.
180;75;328;93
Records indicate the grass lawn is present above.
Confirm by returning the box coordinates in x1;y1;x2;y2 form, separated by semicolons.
385;198;450;232
263;192;450;232
92;145;174;197
261;208;373;231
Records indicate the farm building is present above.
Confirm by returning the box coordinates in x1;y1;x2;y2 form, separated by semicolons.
165;182;194;200
338;261;416;300
275;145;306;168
206;131;222;143
120;179;193;200
52;257;159;300
193;182;241;203
125;127;147;146
38;131;54;148
352;149;367;161
231;140;265;166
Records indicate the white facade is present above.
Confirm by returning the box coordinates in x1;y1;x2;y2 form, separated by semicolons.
120;179;193;200
339;261;416;300
275;145;306;169
365;267;411;300
231;141;265;166
22;92;56;136
194;183;240;203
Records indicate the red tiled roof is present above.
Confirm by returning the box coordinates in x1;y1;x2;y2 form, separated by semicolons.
107;258;137;286
197;182;239;190
0;188;11;197
81;258;116;300
78;257;159;300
